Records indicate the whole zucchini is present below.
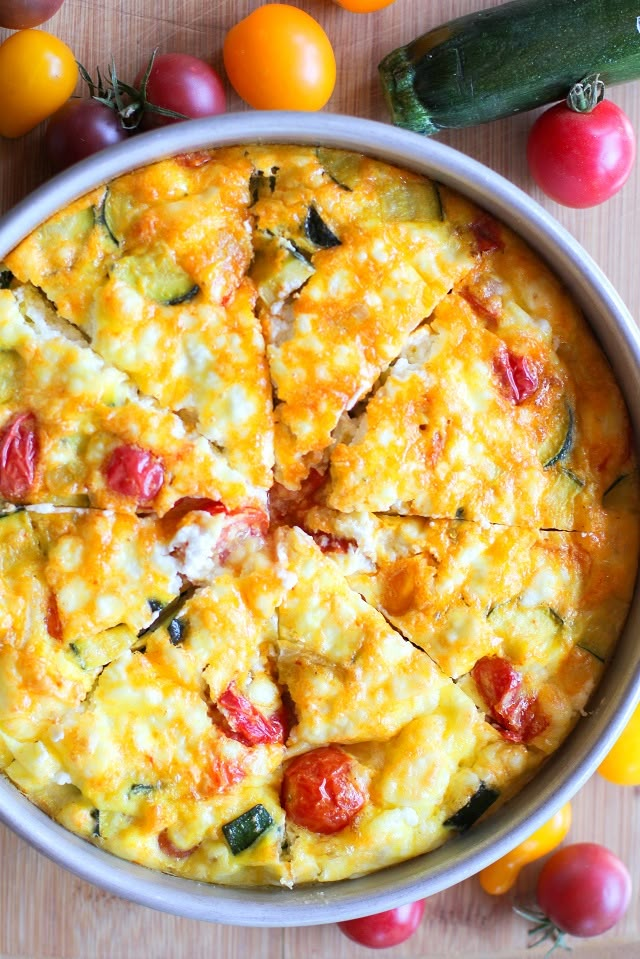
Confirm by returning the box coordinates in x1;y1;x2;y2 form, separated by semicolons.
379;0;640;135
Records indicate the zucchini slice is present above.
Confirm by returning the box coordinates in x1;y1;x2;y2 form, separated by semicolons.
303;206;341;249
603;472;640;513
222;803;274;854
540;402;574;469
316;147;361;190
129;783;155;797
167;616;187;645
380;180;443;222
250;234;315;307
444;782;499;831
487;600;564;661
95;190;120;246
250;167;279;205
0;268;13;289
378;0;640;135
110;251;199;307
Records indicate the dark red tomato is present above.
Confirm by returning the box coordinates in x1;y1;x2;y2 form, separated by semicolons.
134;53;226;130
469;215;503;254
304;530;356;554
537;843;632;938
45;99;128;172
282;746;367;834
46;593;63;642
0;412;38;499
217;682;285;746
157;829;200;860
104;444;164;503
472;656;549;743
527;99;636;208
338;900;426;949
0;0;65;28
493;347;539;405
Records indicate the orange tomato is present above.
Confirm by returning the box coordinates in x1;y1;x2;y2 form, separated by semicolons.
223;4;336;111
479;802;572;896
598;701;640;785
0;29;77;138
332;0;396;10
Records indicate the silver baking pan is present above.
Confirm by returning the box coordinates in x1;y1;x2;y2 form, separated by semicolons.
1;112;639;927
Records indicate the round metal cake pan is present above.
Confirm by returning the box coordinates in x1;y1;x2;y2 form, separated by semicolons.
1;112;640;927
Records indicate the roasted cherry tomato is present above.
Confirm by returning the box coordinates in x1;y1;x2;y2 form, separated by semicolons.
0;412;38;499
45;99;128;171
281;746;367;834
134;53;226;130
0;30;78;138
223;4;336;111
535;843;631;939
337;900;425;949
0;0;65;28
104;444;164;502
472;656;549;743
493;347;539;405
157;829;200;860
46;593;63;642
598;701;640;785
217;683;285;746
527;98;636;208
479;802;572;895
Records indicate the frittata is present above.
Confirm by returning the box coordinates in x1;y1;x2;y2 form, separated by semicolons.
0;144;637;888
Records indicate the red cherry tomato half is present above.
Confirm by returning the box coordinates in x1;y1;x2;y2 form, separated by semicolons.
338;900;426;949
536;843;632;938
281;746;367;834
45;99;128;171
217;682;285;746
0;412;38;499
493;347;539;405
134;53;226;130
527;99;636;208
105;444;164;502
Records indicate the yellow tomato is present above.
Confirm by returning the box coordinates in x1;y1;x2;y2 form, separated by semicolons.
332;0;396;10
223;4;336;111
598;701;640;785
479;802;572;896
0;29;77;138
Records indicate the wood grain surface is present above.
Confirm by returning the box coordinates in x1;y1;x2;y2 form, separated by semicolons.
1;1;640;957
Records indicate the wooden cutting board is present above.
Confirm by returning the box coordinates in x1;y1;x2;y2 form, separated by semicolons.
1;1;640;956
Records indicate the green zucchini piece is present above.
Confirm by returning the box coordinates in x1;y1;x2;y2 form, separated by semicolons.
540;402;574;469
129;783;155;796
380;180;442;222
251;235;315;307
110;251;199;306
0;349;23;404
316;147;361;190
167;616;187;645
603;471;640;513
303;206;341;249
148;599;164;615
95;190;120;246
378;0;640;135
487;600;564;660
222;803;274;854
90;808;100;838
444;782;499;831
576;643;605;664
0;269;13;289
250;167;279;204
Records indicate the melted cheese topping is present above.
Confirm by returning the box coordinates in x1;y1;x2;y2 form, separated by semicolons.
0;145;637;888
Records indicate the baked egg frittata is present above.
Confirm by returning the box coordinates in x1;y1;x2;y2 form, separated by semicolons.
0;144;637;887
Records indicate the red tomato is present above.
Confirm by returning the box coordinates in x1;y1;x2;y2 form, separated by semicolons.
104;444;164;502
281;746;367;834
157;829;200;860
304;530;356;554
469;215;504;254
217;683;285;746
472;656;548;743
45;99;128;171
46;593;63;642
0;412;38;499
527;99;636;208
134;53;226;130
493;347;539;405
0;0;65;28
536;843;631;938
338;900;425;949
